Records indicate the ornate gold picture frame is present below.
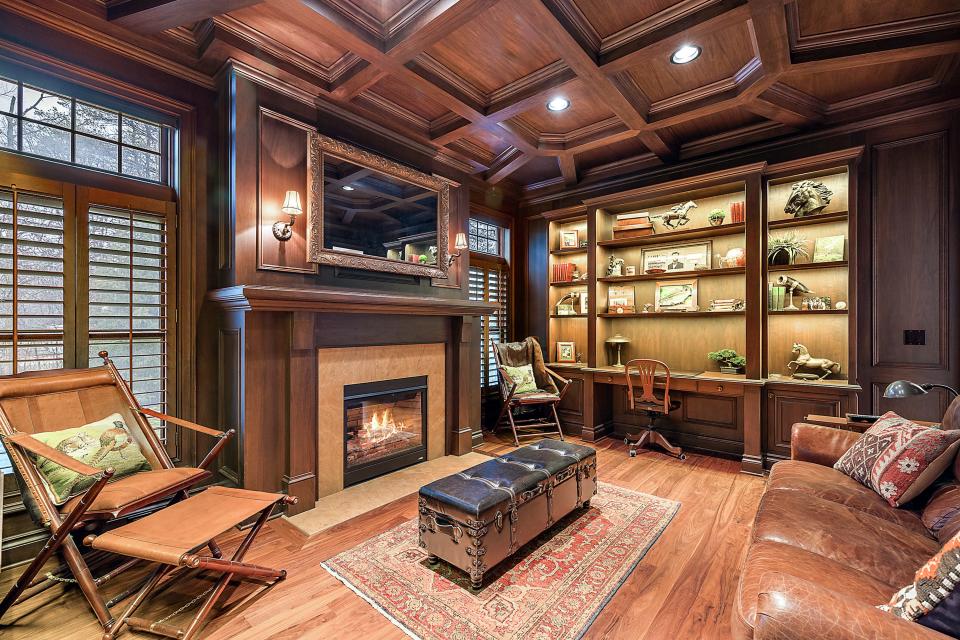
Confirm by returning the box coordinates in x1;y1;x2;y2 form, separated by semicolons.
306;132;451;279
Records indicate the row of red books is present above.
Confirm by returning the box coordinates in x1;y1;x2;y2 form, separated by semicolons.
730;201;745;223
551;262;577;282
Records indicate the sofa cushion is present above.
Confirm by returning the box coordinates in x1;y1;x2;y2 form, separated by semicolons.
922;484;960;544
768;460;930;535
735;540;895;640
834;411;960;507
752;488;939;586
880;531;960;638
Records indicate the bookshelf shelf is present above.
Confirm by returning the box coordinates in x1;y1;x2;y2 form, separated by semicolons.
598;311;745;318
597;222;745;248
598;266;744;283
768;260;847;272
550;313;588;318
550;247;587;256
768;211;848;229
549;280;589;287
768;309;848;315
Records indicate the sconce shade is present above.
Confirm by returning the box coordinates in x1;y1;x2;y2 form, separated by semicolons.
454;232;468;251
281;190;302;216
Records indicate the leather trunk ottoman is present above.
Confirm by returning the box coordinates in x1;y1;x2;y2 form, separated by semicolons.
418;439;597;589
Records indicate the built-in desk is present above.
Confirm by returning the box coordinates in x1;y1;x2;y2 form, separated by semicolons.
546;363;859;475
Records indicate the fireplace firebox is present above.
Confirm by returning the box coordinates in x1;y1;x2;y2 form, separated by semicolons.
343;376;428;486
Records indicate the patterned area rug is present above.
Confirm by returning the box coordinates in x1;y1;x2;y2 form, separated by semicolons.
322;482;679;640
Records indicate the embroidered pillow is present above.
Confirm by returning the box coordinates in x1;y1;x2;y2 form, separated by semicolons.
834;411;960;507
30;413;152;505
879;531;960;638
502;364;538;394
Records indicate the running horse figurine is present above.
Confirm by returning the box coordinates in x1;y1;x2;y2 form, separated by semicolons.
651;200;697;229
788;343;841;379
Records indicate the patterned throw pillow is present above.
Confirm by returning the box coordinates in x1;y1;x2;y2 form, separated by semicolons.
30;413;152;505
879;531;960;638
502;364;538;394
834;411;960;507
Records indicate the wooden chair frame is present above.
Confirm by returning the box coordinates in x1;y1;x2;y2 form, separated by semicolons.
0;352;234;632
623;359;685;460
493;339;571;447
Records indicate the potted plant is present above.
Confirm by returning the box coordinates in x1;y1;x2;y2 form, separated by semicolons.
767;232;809;265
708;209;725;226
708;348;746;374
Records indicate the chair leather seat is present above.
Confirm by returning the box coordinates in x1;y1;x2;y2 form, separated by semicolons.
419;440;593;518
62;467;211;518
514;390;560;403
767;459;930;534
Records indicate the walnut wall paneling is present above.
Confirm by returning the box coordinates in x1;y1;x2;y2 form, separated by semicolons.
870;132;949;370
258;109;317;274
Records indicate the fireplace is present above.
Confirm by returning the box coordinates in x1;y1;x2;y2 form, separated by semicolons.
343;375;428;486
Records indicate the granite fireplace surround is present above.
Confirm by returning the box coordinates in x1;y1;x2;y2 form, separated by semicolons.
204;285;495;515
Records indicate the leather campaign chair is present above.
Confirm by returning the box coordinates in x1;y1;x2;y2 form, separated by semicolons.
493;337;570;446
623;359;685;459
0;352;233;633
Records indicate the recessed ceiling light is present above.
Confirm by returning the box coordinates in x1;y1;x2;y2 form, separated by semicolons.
341;185;355;191
546;97;570;112
670;44;701;64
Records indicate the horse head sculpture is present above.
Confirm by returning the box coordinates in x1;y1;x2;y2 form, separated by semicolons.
784;181;832;217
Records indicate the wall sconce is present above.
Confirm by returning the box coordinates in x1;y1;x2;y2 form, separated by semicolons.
446;232;468;267
272;190;302;241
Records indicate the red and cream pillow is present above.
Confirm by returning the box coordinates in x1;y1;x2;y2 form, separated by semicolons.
834;411;960;507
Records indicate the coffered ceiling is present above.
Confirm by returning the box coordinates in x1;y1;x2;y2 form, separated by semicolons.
6;0;960;195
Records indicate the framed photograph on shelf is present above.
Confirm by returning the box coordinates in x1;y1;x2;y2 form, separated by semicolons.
607;285;636;313
556;341;576;363
559;229;579;249
813;235;845;262
642;241;711;273
655;279;698;312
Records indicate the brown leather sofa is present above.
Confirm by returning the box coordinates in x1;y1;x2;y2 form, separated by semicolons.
734;406;960;640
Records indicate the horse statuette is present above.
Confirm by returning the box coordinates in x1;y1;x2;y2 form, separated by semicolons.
788;343;841;379
651;200;697;229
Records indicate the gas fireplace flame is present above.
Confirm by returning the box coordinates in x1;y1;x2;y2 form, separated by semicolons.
363;408;406;442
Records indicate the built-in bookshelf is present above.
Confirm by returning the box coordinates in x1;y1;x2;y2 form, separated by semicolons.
546;210;589;365
764;162;853;383
539;154;858;387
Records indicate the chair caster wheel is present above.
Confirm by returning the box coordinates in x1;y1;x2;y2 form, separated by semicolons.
624;437;629;445
679;454;686;460
629;449;637;458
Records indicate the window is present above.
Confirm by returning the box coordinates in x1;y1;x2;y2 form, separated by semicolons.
0;77;167;182
0;184;175;473
469;218;501;256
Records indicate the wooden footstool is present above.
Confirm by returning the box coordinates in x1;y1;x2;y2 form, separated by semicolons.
418;439;597;589
84;486;295;640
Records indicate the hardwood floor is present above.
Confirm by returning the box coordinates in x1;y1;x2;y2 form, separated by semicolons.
0;435;765;639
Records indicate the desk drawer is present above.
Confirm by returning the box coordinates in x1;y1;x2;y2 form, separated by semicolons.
595;373;617;384
696;380;743;397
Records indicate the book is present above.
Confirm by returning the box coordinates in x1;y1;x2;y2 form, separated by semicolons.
616;212;650;222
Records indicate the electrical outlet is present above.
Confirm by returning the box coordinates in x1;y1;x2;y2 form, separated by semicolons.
904;330;925;346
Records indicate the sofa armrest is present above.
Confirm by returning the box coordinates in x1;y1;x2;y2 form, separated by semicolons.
790;423;861;467
755;573;951;640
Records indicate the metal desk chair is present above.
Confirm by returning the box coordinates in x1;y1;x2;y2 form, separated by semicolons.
623;359;685;460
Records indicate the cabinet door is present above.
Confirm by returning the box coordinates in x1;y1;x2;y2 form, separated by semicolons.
765;387;851;463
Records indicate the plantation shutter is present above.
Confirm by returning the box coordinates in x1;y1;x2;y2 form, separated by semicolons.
87;203;171;443
469;262;508;389
0;188;68;375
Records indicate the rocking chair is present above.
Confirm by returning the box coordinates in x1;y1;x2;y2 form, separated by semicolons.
493;337;570;446
0;352;234;632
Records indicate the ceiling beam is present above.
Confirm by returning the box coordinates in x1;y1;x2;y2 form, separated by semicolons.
485;147;532;184
106;0;264;32
558;154;577;186
745;83;825;127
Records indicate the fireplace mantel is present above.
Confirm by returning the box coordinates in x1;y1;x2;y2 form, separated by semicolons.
208;285;497;316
